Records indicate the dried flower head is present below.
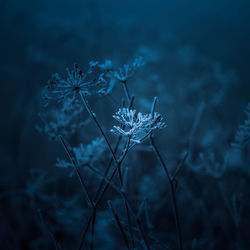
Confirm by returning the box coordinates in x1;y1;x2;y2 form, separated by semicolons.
56;137;106;175
36;109;90;141
45;63;105;101
111;108;166;144
44;61;115;109
113;56;145;82
232;102;250;150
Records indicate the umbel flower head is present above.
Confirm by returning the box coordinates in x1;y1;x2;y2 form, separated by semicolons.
111;108;166;144
44;62;114;108
113;56;145;82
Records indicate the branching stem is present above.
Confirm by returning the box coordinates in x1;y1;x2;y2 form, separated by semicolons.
150;135;183;250
79;92;123;186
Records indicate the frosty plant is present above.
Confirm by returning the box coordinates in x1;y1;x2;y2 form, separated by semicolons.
111;107;166;145
39;56;185;250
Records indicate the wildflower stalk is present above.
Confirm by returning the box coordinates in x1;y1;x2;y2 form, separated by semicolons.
79;92;123;186
87;162;150;250
124;194;151;250
108;200;130;249
94;135;122;202
95;137;131;207
150;97;183;250
78;214;92;250
124;199;135;249
78;97;135;250
90;206;97;250
188;101;205;151
150;136;183;250
122;80;131;104
37;209;61;250
59;135;93;208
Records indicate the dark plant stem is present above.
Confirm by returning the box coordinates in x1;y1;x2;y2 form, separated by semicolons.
122;80;131;103
94;135;122;202
95;139;130;207
78;215;92;250
79;92;123;186
59;135;93;208
90;207;97;250
150;136;183;250
136;217;150;250
88;164;151;250
108;200;130;249
94;95;134;202
125;199;135;249
188;101;205;151
37;209;61;250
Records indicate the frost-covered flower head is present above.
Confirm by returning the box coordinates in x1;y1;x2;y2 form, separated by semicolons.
45;61;114;108
111;108;166;144
113;56;145;82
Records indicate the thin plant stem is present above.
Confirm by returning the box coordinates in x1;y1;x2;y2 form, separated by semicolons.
136;217;150;250
94;135;122;202
124;199;135;249
108;200;130;249
122;80;131;103
150;136;183;250
172;152;189;180
95;139;130;207
59;135;93;208
86;164;123;197
79;92;123;186
188;101;205;151
90;207;97;250
94;95;135;201
90;166;150;250
37;209;61;250
78;214;92;250
122;193;151;250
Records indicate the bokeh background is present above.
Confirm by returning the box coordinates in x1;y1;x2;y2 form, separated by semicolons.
1;0;250;249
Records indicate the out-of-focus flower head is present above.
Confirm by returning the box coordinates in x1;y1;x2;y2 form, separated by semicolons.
56;137;106;176
113;56;145;82
232;102;250;151
111;108;166;144
36;109;90;141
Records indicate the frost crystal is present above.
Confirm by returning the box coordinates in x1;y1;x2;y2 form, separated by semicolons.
111;108;166;144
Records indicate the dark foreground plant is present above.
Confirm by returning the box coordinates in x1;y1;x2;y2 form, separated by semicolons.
38;57;190;250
